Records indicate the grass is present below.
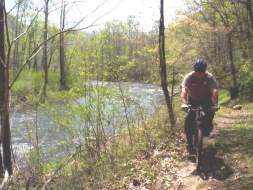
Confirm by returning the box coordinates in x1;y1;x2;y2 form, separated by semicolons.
214;102;253;189
10;70;83;108
18;104;185;189
28;90;234;189
10;83;253;189
219;89;231;105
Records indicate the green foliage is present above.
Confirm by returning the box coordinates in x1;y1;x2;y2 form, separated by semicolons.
215;102;253;189
7;0;253;188
219;89;230;105
63;18;160;83
27;148;44;174
11;70;65;104
44;104;180;189
238;60;253;99
167;0;253;99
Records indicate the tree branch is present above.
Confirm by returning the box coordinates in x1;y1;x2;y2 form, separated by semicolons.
9;0;124;89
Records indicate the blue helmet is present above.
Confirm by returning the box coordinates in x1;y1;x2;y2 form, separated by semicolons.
193;59;207;72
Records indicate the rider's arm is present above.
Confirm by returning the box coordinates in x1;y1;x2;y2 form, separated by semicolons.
211;88;218;106
181;87;188;105
181;74;190;106
208;72;218;107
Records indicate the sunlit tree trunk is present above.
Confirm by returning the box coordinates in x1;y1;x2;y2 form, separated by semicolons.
159;0;175;128
42;0;49;100
59;0;67;90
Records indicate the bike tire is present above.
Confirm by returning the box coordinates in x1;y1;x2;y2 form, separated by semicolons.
196;127;203;171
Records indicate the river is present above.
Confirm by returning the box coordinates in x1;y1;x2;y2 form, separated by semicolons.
10;82;165;160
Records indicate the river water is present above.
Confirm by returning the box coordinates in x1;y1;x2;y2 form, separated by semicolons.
10;82;165;160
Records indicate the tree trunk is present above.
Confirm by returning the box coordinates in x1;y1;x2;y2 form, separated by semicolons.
12;1;21;76
59;0;67;90
246;0;253;62
42;0;49;99
227;33;239;99
12;6;19;76
159;0;175;128
246;0;253;30
27;28;34;70
33;51;38;71
0;0;12;176
32;20;39;72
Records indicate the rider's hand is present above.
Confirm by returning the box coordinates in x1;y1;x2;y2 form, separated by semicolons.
181;103;189;111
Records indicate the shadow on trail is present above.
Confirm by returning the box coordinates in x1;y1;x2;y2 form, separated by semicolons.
216;126;253;159
190;147;233;180
213;125;253;189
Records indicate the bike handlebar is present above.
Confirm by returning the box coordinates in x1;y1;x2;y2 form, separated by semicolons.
183;105;220;113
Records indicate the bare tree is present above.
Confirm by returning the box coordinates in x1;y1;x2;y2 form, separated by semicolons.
42;0;49;100
12;0;22;76
0;0;12;176
59;0;68;90
159;0;175;128
0;0;125;178
227;32;239;99
209;1;239;99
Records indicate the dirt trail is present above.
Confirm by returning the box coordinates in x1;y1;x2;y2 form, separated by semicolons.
169;109;247;190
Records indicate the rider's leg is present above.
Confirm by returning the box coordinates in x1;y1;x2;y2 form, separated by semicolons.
203;111;215;136
201;98;214;136
185;111;196;153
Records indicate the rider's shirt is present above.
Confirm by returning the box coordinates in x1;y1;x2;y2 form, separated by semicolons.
181;71;218;101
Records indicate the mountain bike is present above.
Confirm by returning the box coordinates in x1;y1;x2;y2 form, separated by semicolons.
188;106;205;171
186;105;218;172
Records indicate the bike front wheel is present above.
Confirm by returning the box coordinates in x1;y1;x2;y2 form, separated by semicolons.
196;127;203;171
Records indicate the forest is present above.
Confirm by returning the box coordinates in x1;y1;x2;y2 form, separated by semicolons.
0;0;253;189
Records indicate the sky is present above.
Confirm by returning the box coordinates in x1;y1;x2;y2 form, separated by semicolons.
6;0;187;31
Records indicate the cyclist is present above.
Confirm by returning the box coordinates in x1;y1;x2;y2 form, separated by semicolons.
181;59;218;155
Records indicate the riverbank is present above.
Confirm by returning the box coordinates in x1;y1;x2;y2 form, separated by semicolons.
8;81;168;189
11;70;162;110
10;81;165;161
45;99;253;189
6;103;182;189
7;89;253;189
